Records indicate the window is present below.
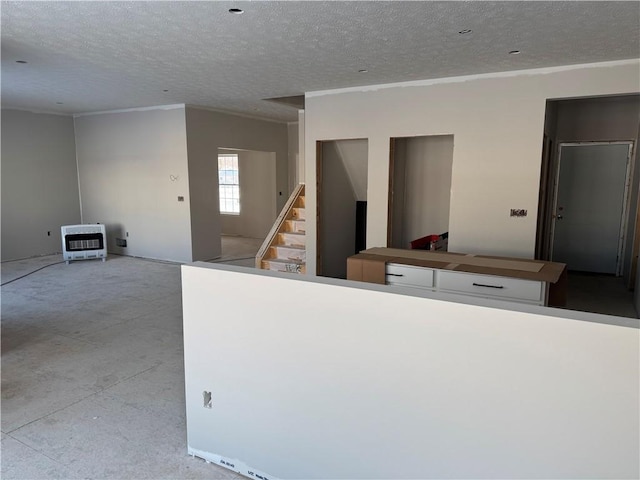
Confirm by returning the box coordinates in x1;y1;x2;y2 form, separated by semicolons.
218;154;240;214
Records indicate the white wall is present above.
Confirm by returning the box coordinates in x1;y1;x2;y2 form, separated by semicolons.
183;263;640;480
287;122;299;193
185;107;289;260
74;106;193;262
219;149;277;239
1;109;81;261
392;135;454;248
297;110;305;184
304;60;640;275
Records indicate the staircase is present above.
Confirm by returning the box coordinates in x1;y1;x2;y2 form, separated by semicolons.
255;184;306;274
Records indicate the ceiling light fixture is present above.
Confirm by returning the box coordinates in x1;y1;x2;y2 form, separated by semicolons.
458;29;472;35
229;8;244;14
358;69;368;73
509;50;521;55
16;60;27;64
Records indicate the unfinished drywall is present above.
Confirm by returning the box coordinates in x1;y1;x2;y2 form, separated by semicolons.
319;139;368;278
553;95;640;284
185;107;289;260
74;106;192;262
1;109;81;261
219;149;277;239
304;60;640;274
183;263;639;480
391;135;454;249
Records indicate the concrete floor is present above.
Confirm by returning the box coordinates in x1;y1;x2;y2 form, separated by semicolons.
1;242;636;479
213;235;264;268
565;272;638;318
1;254;246;480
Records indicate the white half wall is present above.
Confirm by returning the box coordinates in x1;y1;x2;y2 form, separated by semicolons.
219;149;277;239
74;106;192;262
1;109;81;261
182;263;639;480
304;60;640;274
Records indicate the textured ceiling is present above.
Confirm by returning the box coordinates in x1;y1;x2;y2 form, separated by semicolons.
1;1;639;122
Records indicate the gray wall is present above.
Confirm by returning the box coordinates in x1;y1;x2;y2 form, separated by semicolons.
74;107;193;263
219;149;277;239
185;107;289;260
320;139;368;278
554;95;640;283
1;109;81;261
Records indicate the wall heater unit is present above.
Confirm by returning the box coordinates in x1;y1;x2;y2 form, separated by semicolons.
61;224;107;263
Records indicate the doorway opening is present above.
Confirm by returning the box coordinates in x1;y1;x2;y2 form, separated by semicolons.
387;135;454;249
536;95;640;318
316;139;368;279
217;148;277;265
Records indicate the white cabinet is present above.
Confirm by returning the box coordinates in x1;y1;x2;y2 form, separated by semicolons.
383;265;547;305
437;271;545;304
348;249;566;307
385;263;435;289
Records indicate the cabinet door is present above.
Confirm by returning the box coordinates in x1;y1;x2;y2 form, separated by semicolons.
385;263;434;289
438;271;544;304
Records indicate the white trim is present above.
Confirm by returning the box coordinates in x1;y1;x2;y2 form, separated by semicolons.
1;106;72;117
73;104;186;118
187;447;281;480
306;59;640;98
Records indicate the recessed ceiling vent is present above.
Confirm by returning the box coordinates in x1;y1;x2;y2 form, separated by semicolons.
263;95;305;110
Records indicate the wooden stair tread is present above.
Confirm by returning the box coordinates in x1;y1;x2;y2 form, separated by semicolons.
255;184;306;273
274;244;305;250
264;257;305;265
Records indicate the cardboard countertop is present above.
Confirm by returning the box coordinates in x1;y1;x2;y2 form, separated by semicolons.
354;248;566;284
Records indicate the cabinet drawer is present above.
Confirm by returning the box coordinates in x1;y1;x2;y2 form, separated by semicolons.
385;263;434;289
438;271;544;303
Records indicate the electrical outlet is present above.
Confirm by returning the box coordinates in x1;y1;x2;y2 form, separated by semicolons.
47;231;51;236
510;209;527;217
116;238;127;247
178;196;184;202
203;391;212;408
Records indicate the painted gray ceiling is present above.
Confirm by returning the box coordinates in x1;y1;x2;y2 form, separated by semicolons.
2;1;639;123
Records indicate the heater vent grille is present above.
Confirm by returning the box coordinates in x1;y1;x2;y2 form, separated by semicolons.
69;238;101;250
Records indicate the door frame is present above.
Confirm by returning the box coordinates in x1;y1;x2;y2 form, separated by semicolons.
316;141;323;276
550;141;633;276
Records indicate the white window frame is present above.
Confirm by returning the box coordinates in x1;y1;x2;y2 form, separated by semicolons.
218;153;240;215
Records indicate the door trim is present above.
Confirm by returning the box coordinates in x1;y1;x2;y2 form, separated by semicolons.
550;141;633;275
